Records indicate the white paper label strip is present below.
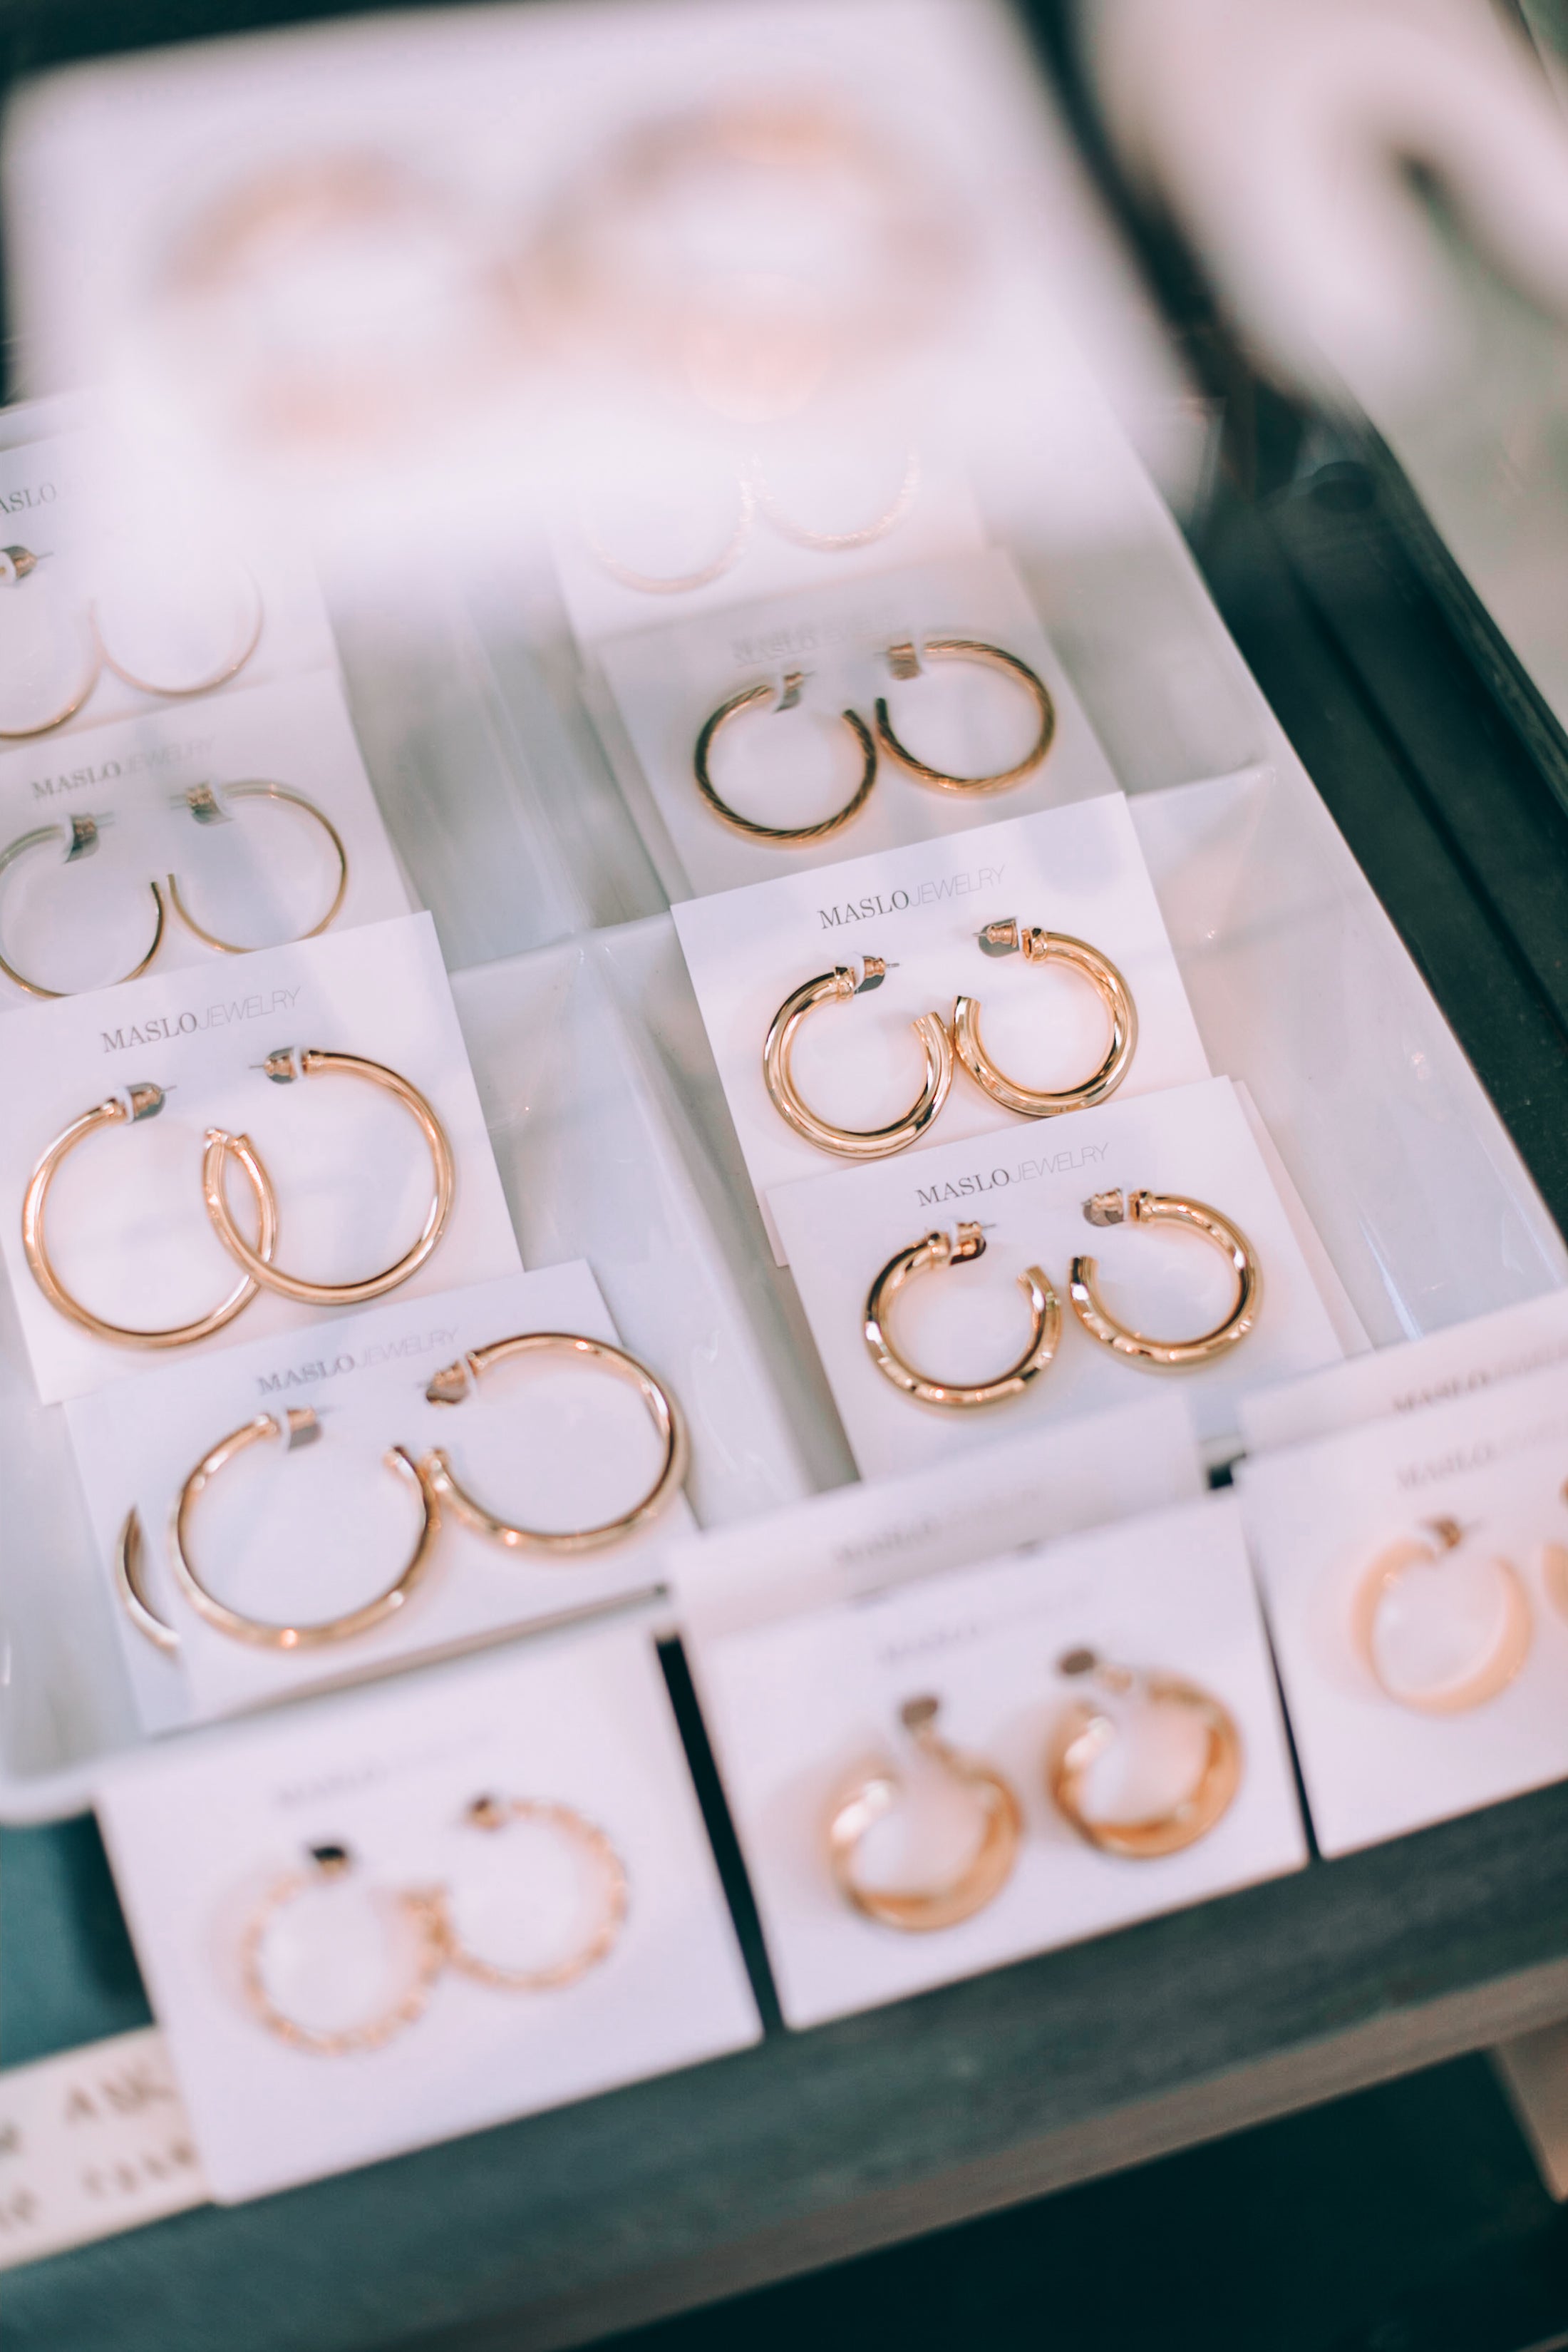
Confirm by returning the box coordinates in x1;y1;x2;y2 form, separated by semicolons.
0;2028;208;2271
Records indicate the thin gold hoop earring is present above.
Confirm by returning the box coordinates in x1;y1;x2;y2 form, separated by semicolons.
873;639;1055;794
170;1405;441;1649
0;547;101;738
421;1332;687;1553
0;812;165;998
693;669;877;845
437;1794;629;1989
115;1508;180;1654
239;1844;448;2055
24;1080;280;1347
202;1047;455;1307
166;782;349;951
953;918;1137;1116
92;561;263;697
1068;1188;1261;1367
748;446;919;551
763;955;953;1158
827;1695;1023;1932
579;475;755;594
1353;1516;1532;1714
864;1221;1059;1407
1047;1648;1242;1858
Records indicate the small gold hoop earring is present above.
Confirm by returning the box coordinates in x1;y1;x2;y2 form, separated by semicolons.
1047;1648;1242;1859
1353;1516;1532;1714
202;1047;455;1307
115;1509;180;1654
1542;1481;1568;1620
166;782;349;951
873;639;1055;794
579;475;755;594
92;561;263;698
0;547;101;738
438;1794;629;1990
827;1695;1022;1932
748;446;919;552
170;1405;440;1649
23;1080;280;1347
863;1220;1059;1408
763;955;953;1158
1069;1188;1261;1367
420;1332;687;1553
240;1843;448;2055
693;669;877;845
953;919;1137;1116
0;812;165;998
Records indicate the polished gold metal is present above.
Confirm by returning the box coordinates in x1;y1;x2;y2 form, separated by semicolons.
827;1694;1023;1932
0;548;101;738
170;1405;440;1649
748;446;919;551
1047;1648;1242;1859
23;1081;280;1347
763;955;954;1158
579;475;755;594
437;1795;629;1990
954;918;1137;1116
873;639;1055;794
1353;1516;1532;1713
693;670;877;844
202;1047;455;1306
115;1508;180;1655
239;1844;448;2056
167;782;349;951
864;1220;1059;1407
421;1332;687;1553
1068;1188;1261;1367
0;812;165;998
92;564;263;698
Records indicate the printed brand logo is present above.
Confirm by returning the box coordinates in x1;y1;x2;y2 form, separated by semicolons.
914;1139;1110;1206
100;985;302;1053
1391;1340;1568;1414
0;483;56;515
876;1618;983;1668
816;865;1006;930
729;606;896;667
30;736;215;800
255;1327;460;1395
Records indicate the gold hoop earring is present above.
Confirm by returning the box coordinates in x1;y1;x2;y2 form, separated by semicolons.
0;547;101;738
23;1080;280;1347
873;639;1055;794
763;955;953;1159
92;562;263;698
1047;1648;1242;1858
240;1843;448;2055
438;1794;629;1990
0;812;165;999
421;1332;687;1553
1353;1516;1532;1714
748;446;919;552
827;1694;1022;1932
579;475;755;594
202;1047;455;1307
693;670;877;845
863;1221;1059;1408
1069;1188;1261;1367
170;1405;440;1649
1542;1481;1568;1621
953;919;1137;1116
115;1508;180;1654
166;782;349;951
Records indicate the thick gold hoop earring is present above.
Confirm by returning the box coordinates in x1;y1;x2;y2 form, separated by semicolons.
763;955;953;1158
92;563;263;697
864;1221;1059;1408
437;1794;629;1990
421;1332;687;1553
1353;1516;1532;1714
239;1844;448;2055
166;782;349;951
115;1509;180;1654
579;475;755;594
953;919;1137;1116
748;446;919;551
170;1405;441;1649
23;1081;279;1347
0;546;102;738
1047;1648;1242;1859
873;639;1055;794
1068;1188;1261;1367
202;1047;455;1307
693;669;877;845
827;1695;1022;1932
0;812;165;999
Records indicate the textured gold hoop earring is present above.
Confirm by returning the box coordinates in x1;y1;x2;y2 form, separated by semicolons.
92;562;263;697
579;474;755;593
23;1081;279;1347
0;547;101;738
1068;1188;1261;1367
0;812;165;998
421;1332;687;1553
1353;1516;1532;1714
828;1694;1022;1932
693;669;877;844
166;782;349;951
763;955;953;1158
202;1047;455;1307
953;918;1137;1116
115;1509;180;1654
863;1221;1059;1407
748;446;919;551
437;1794;629;1990
1047;1648;1242;1858
239;1844;448;2056
873;639;1054;794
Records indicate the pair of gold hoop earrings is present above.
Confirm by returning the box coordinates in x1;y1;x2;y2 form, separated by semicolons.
765;919;1136;1159
1352;1495;1568;1713
0;786;349;998
694;639;1055;846
23;1047;454;1349
830;1655;1243;1933
865;1192;1261;1409
581;446;920;592
242;1797;628;2055
116;1332;688;1654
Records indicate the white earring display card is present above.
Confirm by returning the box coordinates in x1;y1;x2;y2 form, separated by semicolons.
0;910;522;1403
686;1491;1304;2029
95;1618;760;2201
1237;1362;1568;1857
770;1074;1346;1476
